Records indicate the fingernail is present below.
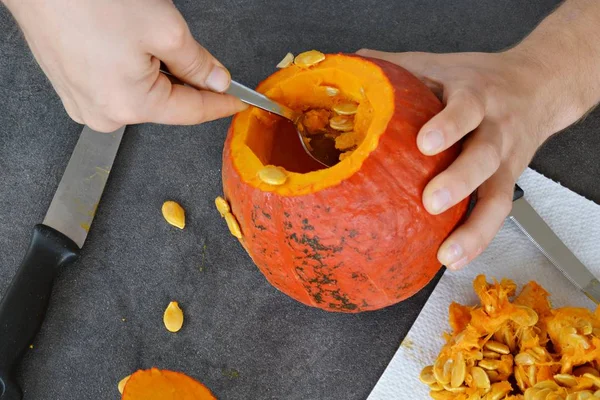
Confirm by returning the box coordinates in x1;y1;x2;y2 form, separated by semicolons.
440;243;464;266
422;130;444;153
430;188;451;213
448;256;469;271
206;65;230;92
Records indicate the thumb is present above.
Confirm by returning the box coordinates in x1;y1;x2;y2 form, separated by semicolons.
152;23;231;93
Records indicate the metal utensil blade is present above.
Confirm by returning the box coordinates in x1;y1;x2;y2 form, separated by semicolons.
509;197;600;304
42;125;125;248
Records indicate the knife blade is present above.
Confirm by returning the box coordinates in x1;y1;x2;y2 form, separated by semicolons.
509;184;600;304
0;125;125;400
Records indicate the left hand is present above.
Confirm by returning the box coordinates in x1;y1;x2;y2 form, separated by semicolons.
356;48;575;271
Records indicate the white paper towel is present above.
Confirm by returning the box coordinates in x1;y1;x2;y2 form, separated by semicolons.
367;167;600;400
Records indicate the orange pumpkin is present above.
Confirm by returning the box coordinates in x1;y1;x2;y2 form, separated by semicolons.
220;52;469;312
121;368;216;400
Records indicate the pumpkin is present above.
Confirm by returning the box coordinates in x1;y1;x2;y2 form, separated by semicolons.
121;368;216;399
220;51;469;312
419;275;600;399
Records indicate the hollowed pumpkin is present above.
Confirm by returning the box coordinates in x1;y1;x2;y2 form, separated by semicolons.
221;52;469;312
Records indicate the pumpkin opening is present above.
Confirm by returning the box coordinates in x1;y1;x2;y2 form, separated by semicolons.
232;54;395;195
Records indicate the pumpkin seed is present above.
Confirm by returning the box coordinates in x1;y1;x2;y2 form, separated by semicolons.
324;86;340;96
224;212;242;239
555;374;579;387
276;52;294;68
583;373;600;388
569;333;591;350
471;366;491;389
333;102;359;116
488;383;512;400
419;365;436;385
433;356;448;384
294;50;326;68
512;305;539;326
486;370;500;381
329;115;354;131
528;365;537;386
534;380;560;390
163;301;184;333
118;375;131;394
485;341;511;355
594;390;600;397
577;392;594;400
429;382;443;391
450;352;466;388
483;350;501;360
479;359;500;371
215;196;231;217
162;200;185;229
257;165;288;186
443;383;466;393
516;352;537;366
532;388;553;400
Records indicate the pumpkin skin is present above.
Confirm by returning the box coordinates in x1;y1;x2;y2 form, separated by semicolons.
221;53;469;313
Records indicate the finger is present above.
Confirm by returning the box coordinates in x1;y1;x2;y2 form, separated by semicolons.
143;73;247;125
436;171;514;270
417;87;485;155
150;17;231;93
422;125;502;214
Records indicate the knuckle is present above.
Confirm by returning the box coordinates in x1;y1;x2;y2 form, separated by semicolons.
84;118;120;133
156;18;189;52
477;141;502;171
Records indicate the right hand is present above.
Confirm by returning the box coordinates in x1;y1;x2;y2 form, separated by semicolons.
4;0;247;132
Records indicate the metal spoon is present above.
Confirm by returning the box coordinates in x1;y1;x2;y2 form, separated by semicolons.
225;80;340;168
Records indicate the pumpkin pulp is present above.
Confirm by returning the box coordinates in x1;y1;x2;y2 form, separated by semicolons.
231;54;394;195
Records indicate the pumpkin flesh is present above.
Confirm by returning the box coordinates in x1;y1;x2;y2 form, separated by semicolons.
222;54;469;312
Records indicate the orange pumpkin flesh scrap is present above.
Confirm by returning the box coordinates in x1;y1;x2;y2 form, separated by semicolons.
420;275;600;399
122;368;216;400
222;53;469;313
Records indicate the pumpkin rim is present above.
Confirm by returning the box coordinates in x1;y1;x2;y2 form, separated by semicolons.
228;53;395;197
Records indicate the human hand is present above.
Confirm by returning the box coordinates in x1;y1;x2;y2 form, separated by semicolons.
356;48;583;271
4;0;246;132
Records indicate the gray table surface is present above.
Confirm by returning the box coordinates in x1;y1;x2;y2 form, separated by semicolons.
1;1;599;399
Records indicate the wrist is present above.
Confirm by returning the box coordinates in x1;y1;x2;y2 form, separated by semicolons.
503;44;596;142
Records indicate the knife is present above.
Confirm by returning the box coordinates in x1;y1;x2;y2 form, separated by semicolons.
0;125;125;400
509;184;600;304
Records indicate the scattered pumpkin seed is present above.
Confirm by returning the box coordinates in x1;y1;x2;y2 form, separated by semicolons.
484;340;510;355
225;212;242;239
471;366;491;389
294;50;326;68
276;52;294;68
419;366;436;385
162;200;185;229
163;301;184;333
215;196;231;217
257;165;288;186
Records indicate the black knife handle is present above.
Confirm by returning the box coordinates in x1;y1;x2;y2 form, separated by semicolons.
513;184;524;201
0;224;79;400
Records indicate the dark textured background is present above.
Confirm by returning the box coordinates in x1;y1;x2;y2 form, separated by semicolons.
1;1;599;399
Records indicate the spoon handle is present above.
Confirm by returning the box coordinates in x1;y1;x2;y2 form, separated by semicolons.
226;80;300;123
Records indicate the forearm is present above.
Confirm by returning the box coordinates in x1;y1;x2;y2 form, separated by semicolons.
510;0;600;135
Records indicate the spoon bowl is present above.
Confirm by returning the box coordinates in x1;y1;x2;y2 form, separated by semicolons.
225;80;340;168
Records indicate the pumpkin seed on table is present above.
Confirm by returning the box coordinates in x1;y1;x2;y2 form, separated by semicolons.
224;213;242;239
276;52;294;68
257;165;288;186
215;196;231;217
163;301;184;333
294;50;326;68
162;200;185;229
